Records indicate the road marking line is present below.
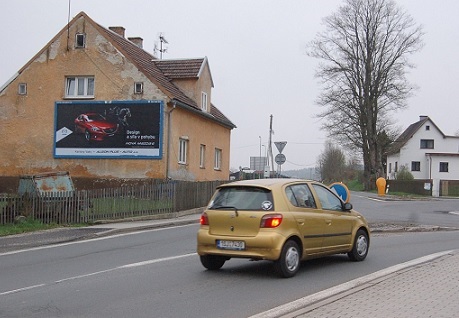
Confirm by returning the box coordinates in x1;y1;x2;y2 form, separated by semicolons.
0;253;196;296
121;253;195;268
0;224;195;256
366;197;386;202
0;284;46;296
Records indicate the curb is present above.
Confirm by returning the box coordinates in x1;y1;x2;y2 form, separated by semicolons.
90;218;200;238
248;250;457;318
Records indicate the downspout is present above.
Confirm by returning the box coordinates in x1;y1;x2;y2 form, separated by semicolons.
428;154;432;179
166;101;176;179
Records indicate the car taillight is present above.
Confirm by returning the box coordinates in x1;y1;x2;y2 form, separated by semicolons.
200;212;209;225
260;214;283;228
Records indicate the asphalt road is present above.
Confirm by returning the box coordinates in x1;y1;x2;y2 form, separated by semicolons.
1;194;459;317
1;230;459;317
352;193;459;228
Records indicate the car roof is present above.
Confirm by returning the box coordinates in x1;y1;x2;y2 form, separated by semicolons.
218;178;314;190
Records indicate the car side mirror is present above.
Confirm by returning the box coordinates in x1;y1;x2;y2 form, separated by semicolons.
343;202;353;211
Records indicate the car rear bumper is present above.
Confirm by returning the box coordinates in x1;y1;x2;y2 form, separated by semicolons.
197;228;287;261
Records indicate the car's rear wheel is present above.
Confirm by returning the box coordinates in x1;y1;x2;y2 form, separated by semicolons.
274;240;300;278
348;229;369;261
200;255;226;270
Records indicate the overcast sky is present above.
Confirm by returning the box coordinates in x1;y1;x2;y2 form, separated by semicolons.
1;0;458;171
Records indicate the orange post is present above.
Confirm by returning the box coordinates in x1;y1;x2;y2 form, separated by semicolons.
376;177;386;196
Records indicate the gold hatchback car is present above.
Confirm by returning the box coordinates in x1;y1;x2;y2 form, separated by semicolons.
197;178;370;278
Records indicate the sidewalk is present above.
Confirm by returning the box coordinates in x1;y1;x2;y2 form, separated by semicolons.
252;250;459;318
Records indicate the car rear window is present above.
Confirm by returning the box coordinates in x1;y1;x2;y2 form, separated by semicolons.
208;186;274;211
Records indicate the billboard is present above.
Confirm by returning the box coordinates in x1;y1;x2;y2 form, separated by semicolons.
250;156;268;171
54;100;163;159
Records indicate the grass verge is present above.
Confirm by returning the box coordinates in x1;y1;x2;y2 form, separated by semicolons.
0;218;61;237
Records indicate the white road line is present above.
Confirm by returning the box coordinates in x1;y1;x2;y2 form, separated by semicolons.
0;253;196;296
120;253;195;268
0;224;194;257
0;284;46;296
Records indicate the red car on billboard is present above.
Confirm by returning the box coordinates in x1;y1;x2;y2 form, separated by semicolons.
74;113;119;141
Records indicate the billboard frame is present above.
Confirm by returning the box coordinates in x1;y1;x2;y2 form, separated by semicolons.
53;100;163;159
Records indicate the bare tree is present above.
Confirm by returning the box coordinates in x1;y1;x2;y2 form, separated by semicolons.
308;0;424;190
318;141;346;183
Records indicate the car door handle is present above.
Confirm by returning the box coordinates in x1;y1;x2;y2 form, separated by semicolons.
297;219;305;225
325;219;332;225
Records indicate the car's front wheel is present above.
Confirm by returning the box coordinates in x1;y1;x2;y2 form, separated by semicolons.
274;240;300;278
200;255;226;270
348;229;369;261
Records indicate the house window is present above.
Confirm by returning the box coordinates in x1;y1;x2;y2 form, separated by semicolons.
426;125;430;131
440;162;449;172
420;139;434;149
214;148;222;170
75;33;86;48
395;161;398;172
388;163;392;173
411;161;421;171
201;92;208;111
18;83;27;95
134;82;143;94
179;138;188;164
199;144;206;168
65;76;94;98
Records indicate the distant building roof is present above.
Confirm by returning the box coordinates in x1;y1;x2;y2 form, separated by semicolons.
387;116;445;155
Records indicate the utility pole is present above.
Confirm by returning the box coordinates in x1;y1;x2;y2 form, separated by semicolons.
267;115;275;177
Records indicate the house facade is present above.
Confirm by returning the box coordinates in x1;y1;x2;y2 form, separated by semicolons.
0;12;235;184
386;116;459;196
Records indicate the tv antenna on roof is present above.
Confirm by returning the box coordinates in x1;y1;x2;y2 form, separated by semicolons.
154;33;168;59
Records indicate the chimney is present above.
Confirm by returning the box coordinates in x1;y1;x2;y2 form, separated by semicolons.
109;26;125;37
419;115;428;121
128;37;143;49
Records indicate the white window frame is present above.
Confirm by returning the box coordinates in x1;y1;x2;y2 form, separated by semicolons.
201;91;208;111
200;144;206;168
65;76;95;98
439;162;449;172
75;33;86;48
420;139;434;149
214;148;222;170
179;138;188;164
18;83;27;95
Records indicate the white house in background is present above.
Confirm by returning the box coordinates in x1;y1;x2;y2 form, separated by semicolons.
386;115;459;196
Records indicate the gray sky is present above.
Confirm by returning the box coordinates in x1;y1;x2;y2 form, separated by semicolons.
1;0;458;171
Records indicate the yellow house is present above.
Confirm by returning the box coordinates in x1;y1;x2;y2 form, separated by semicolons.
0;12;235;184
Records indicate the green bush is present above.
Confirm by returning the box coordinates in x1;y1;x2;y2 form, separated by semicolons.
396;165;414;180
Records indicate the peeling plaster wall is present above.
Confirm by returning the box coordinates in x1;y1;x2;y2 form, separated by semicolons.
0;15;231;182
0;16;169;179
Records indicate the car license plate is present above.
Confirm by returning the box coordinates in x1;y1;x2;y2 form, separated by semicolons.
217;240;245;250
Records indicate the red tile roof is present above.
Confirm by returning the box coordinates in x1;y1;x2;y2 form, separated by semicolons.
154;59;205;79
88;13;234;129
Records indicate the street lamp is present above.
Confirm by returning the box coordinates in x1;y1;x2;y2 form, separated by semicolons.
259;136;262;171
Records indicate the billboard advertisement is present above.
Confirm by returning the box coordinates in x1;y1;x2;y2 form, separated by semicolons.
54;100;163;159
